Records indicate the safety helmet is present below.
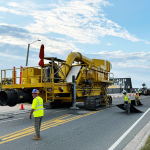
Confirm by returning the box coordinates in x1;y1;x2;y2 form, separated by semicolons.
136;91;138;94
32;89;39;94
123;90;127;94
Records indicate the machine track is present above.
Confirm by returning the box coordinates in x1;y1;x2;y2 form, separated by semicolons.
84;95;112;110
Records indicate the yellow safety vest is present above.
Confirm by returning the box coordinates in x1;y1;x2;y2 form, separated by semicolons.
32;96;44;117
124;94;131;103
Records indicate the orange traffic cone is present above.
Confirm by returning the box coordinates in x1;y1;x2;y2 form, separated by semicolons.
20;103;24;110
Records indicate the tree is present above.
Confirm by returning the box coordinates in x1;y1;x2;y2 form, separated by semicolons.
142;83;147;89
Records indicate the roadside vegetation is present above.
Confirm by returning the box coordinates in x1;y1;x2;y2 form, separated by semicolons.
141;135;150;150
142;83;147;89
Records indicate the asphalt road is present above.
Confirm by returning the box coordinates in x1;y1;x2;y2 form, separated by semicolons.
0;95;150;150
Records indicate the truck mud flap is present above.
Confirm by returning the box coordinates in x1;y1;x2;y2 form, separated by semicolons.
131;100;143;106
116;104;142;113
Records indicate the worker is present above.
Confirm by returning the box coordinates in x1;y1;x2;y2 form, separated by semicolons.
135;91;139;106
139;90;142;96
29;89;44;140
123;90;131;114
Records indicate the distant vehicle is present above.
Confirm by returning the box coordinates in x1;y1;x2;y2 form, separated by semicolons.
144;88;150;96
139;88;147;96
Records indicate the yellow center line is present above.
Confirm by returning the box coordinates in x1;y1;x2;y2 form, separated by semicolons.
0;108;109;144
0;114;71;139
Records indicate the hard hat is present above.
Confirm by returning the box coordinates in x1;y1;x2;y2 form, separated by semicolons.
32;89;39;94
136;91;138;94
123;90;127;94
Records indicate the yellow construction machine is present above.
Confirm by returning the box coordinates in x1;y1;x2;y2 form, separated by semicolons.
0;51;114;110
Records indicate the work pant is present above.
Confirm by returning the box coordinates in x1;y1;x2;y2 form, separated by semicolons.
124;101;128;108
34;117;42;137
135;97;139;106
124;101;130;115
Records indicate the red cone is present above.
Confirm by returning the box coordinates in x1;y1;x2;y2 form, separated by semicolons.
20;104;24;110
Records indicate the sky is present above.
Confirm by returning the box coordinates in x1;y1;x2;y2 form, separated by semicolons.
0;0;150;88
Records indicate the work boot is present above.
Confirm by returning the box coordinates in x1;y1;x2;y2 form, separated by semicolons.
32;135;41;140
34;134;41;138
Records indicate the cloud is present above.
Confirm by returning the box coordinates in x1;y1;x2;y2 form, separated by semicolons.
0;25;28;34
0;52;26;60
0;25;80;54
107;43;112;45
83;51;150;87
85;50;150;69
0;0;148;45
7;2;19;7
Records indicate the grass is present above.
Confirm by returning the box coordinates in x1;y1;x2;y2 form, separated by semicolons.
141;135;150;150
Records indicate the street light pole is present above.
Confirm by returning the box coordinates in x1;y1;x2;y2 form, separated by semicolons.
25;39;41;66
26;44;30;67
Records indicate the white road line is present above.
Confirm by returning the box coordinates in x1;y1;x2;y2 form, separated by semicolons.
108;108;150;150
0;118;24;124
53;109;68;113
